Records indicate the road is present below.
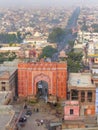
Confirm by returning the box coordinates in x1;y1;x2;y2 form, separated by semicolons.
52;7;80;61
21;111;59;130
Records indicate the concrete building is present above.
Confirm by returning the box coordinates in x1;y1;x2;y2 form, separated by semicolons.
0;91;13;105
92;63;98;114
68;73;95;116
0;47;20;52
73;44;83;53
0;60;18;102
0;66;17;93
0;60;18;130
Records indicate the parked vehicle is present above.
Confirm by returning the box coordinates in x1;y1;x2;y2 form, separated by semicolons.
25;109;32;117
19;116;27;123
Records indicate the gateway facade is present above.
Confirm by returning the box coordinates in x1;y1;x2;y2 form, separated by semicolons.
18;61;67;99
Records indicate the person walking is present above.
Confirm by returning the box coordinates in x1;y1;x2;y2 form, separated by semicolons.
40;119;43;125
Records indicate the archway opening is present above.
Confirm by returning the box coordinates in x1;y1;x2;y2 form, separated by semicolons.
36;80;48;102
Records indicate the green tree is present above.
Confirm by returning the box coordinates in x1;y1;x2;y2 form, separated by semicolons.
48;27;65;43
0;33;17;43
39;46;57;59
67;52;83;72
17;31;23;43
0;51;16;63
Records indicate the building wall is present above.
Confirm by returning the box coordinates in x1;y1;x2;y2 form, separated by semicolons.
0;80;9;91
64;101;79;120
80;105;95;116
0;70;17;96
18;62;67;99
68;88;95;116
96;88;98;114
94;58;98;64
79;90;95;116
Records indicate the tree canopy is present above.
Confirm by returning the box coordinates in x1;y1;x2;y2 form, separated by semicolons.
67;51;83;72
0;32;23;43
48;27;65;43
39;46;57;59
0;51;16;63
91;24;98;32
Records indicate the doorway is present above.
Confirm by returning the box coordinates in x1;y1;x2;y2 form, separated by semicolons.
36;80;48;102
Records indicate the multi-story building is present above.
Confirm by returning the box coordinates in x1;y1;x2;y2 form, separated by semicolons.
0;60;18;103
67;73;95;116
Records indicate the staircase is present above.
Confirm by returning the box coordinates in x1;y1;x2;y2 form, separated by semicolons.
84;116;97;127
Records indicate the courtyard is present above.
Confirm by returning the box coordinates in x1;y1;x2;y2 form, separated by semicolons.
16;100;62;130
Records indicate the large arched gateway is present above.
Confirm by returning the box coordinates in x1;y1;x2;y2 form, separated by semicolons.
18;61;67;99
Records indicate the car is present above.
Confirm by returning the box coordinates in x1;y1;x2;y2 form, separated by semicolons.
25;110;32;117
19;116;27;123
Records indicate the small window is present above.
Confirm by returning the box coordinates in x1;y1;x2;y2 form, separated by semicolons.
87;91;92;102
1;82;5;84
70;109;74;115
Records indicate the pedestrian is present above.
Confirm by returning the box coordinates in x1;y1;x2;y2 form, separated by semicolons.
62;117;64;122
40;119;43;125
24;104;27;109
36;108;39;112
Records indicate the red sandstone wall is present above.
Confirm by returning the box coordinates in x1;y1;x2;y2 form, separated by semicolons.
18;62;67;99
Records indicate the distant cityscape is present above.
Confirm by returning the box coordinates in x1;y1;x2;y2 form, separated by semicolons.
0;5;98;130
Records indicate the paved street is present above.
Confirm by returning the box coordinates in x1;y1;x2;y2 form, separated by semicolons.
20;109;59;130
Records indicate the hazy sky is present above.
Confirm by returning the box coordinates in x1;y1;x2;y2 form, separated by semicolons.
0;0;98;8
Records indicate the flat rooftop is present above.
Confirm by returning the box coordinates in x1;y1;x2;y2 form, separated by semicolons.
0;91;12;105
0;47;20;51
0;65;17;78
68;73;95;88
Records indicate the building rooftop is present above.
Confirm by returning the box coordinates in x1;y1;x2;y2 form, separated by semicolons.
68;73;95;88
0;66;16;77
0;59;18;77
0;91;12;105
0;47;20;51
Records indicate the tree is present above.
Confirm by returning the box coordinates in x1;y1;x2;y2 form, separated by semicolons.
39;46;57;59
0;33;18;43
17;31;23;43
91;24;98;32
0;51;16;63
48;27;65;43
67;51;83;72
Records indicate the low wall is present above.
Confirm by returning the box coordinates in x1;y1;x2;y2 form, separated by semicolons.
62;127;98;130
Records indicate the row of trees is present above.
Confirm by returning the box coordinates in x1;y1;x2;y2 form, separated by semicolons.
0;51;16;63
0;32;23;43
